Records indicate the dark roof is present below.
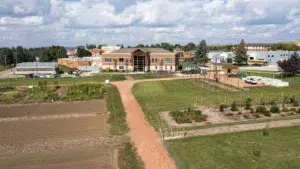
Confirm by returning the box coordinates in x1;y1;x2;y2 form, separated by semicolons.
110;48;172;54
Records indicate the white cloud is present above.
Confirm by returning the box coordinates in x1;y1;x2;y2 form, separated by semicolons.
0;0;300;47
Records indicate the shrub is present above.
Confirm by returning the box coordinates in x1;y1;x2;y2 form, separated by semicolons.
290;107;297;112
269;100;276;105
270;105;280;113
282;106;289;112
293;100;299;107
170;111;192;123
256;106;267;114
297;108;300;114
219;104;226;112
231;101;238;111
245;98;252;110
290;96;296;104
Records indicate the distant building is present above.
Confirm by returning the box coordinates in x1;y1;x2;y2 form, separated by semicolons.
247;51;299;65
88;49;101;57
101;46;122;54
58;58;91;69
102;48;179;72
15;62;58;75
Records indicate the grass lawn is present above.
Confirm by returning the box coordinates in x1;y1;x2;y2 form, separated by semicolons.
0;74;125;86
129;72;174;80
106;85;128;135
166;126;300;169
58;65;75;73
118;142;144;169
133;77;300;130
0;66;6;72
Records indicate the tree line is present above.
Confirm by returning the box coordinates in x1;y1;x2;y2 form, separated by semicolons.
0;46;67;66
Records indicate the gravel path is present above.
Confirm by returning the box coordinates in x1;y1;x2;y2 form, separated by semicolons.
112;80;177;169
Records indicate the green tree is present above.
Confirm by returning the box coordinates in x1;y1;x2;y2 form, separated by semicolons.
277;52;300;76
234;39;248;65
86;44;97;49
194;40;209;65
161;42;173;51
136;44;145;48
183;42;196;51
77;46;92;57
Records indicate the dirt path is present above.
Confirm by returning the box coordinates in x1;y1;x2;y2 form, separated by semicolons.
112;80;177;169
164;118;300;140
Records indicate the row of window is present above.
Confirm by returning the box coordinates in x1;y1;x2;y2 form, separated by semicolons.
116;66;173;70
104;58;173;63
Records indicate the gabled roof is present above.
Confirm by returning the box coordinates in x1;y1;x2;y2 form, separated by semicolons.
110;48;172;54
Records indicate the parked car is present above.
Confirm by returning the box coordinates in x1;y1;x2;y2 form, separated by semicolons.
245;78;258;84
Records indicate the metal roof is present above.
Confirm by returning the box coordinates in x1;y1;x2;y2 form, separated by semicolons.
16;62;58;68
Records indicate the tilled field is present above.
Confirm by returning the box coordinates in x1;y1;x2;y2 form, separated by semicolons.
0;100;126;169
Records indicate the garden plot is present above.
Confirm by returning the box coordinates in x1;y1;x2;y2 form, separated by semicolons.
0;100;126;169
160;98;300;128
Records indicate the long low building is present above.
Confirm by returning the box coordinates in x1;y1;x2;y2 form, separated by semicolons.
15;62;58;75
102;48;179;72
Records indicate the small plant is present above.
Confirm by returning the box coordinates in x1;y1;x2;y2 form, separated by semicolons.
290;107;297;112
282;105;289;112
270;105;280;113
252;143;261;157
269;100;276;105
231;101;238;111
256;105;267;114
238;112;242;115
53;81;59;89
290;96;296;104
243;114;250;119
219;104;226;112
254;113;261;118
245;98;252;110
297;108;300;114
249;108;254;114
293;100;299;107
263;124;269;136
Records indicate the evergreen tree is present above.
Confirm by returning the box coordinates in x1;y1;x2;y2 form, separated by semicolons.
194;40;209;65
234;39;248;65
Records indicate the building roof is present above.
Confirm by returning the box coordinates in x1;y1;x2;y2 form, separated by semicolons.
110;48;172;54
16;62;58;69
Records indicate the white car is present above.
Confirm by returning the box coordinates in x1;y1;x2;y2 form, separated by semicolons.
245;78;258;84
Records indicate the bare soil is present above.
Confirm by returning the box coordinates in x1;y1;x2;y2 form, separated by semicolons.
0;101;126;169
0;100;106;118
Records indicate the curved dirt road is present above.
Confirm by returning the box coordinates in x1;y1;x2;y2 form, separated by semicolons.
112;80;177;169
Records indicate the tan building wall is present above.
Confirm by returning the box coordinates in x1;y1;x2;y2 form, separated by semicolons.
58;58;91;69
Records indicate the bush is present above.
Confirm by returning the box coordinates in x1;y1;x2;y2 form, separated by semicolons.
269;100;276;105
256;105;268;114
219;104;226;112
231;101;238;111
245;98;252;110
293;100;299;107
170;109;206;123
282;106;289;112
270;105;280;113
297;108;300;114
290;96;296;104
290;107;297;112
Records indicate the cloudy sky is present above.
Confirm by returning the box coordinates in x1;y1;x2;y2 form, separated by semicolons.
0;0;300;47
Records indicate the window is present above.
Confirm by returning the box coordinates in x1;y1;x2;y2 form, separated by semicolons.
165;66;167;70
165;58;172;63
250;57;254;60
119;58;124;62
119;66;124;70
155;66;157;69
170;66;172;70
105;58;111;62
268;55;270;57
272;55;274;57
152;58;154;63
155;58;158;63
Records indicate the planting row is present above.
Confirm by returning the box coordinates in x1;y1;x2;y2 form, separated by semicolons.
170;108;207;124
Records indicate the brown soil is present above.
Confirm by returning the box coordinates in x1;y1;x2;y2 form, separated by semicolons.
112;80;177;169
0;101;126;169
0;100;106;118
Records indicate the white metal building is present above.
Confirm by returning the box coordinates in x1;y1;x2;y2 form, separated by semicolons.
15;62;58;75
248;51;300;65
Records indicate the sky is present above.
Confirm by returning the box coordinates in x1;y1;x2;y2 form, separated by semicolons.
0;0;300;47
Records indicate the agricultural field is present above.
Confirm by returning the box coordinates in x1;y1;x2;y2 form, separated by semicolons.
166;126;300;169
0;85;143;169
0;74;125;86
133;77;300;130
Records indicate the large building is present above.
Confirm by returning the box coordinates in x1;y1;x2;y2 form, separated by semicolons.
15;62;58;75
101;46;122;54
247;51;299;65
102;48;179;72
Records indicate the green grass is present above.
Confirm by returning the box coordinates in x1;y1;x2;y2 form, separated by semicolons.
106;85;128;135
129;72;173;80
0;66;6;72
166;126;300;169
118;142;144;169
59;65;75;72
0;74;125;86
133;78;300;130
